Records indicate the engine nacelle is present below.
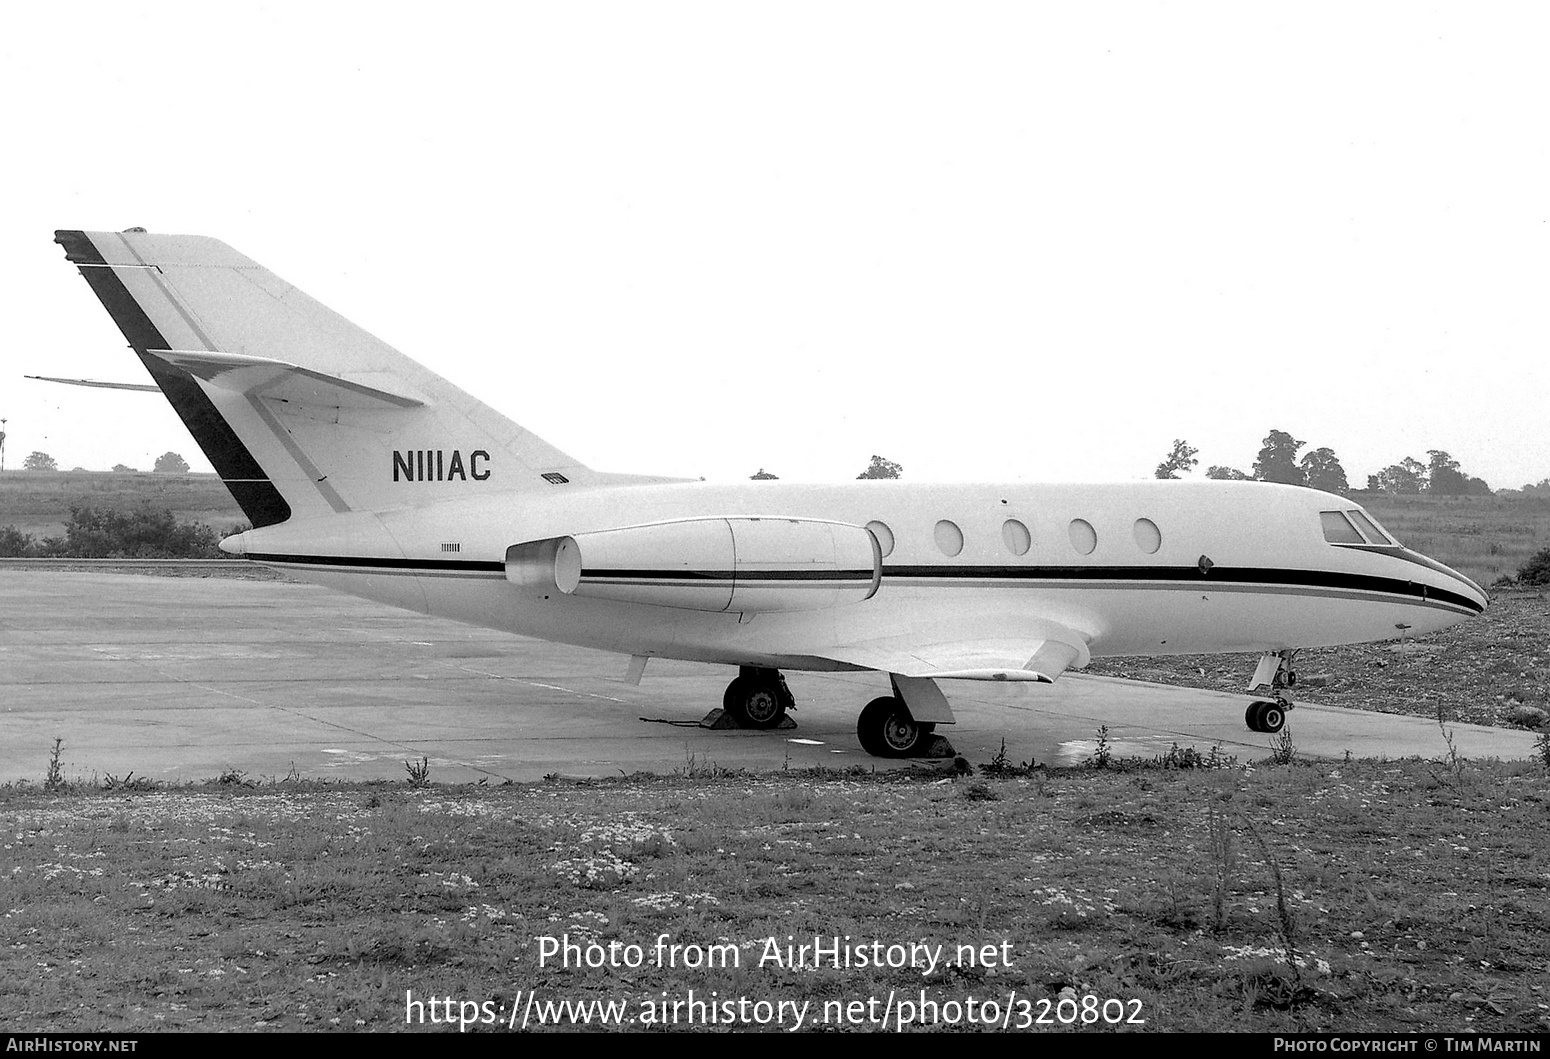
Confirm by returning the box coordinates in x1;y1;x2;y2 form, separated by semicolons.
506;517;882;613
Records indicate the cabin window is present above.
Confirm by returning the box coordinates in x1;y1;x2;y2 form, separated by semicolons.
1320;510;1364;544
1348;510;1393;545
1068;518;1097;556
934;519;964;557
866;520;895;558
1133;518;1162;554
1002;519;1031;556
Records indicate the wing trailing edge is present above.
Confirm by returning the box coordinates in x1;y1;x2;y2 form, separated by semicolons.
815;624;1091;683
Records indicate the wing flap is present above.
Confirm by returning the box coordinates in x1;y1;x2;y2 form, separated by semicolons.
816;625;1090;683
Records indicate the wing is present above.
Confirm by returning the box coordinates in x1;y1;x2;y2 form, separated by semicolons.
815;620;1091;683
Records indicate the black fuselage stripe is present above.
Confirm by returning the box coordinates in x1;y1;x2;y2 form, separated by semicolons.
244;553;1483;613
896;564;1481;613
582;569;875;582
247;553;506;572
54;230;292;529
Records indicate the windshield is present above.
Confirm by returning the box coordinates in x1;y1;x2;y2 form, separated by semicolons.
1321;508;1401;547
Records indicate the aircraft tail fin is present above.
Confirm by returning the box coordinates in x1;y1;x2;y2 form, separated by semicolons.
55;229;607;526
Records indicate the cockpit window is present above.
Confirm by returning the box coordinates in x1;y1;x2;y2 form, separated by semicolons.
1320;510;1365;544
1347;510;1394;546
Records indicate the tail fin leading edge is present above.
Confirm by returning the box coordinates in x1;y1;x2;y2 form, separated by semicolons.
55;229;597;525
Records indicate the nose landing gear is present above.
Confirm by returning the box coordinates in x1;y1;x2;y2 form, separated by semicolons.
1245;649;1297;734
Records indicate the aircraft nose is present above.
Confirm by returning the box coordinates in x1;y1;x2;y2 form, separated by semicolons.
1421;555;1488;615
1452;569;1489;614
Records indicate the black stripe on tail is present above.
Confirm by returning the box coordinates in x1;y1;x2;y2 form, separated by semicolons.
54;230;291;528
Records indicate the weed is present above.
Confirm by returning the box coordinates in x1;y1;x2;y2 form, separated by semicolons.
100;772;156;792
405;756;431;787
1153;743;1237;770
1207;796;1234;933
218;769;251;787
987;738;1011;772
675;747;711;778
963;782;1000;802
44;738;66;792
982;738;1038;777
1156;870;1195;928
1240;816;1303;996
1088;726;1113;769
1435;719;1467;785
673;746;742;780
1206;742;1237;769
1266;727;1298;767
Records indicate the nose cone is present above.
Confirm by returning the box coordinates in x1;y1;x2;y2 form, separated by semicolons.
1451;567;1489;614
1411;549;1488;616
218;531;247;556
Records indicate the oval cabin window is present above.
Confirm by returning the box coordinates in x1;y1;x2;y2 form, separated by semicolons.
1068;518;1097;556
934;519;964;557
1002;518;1031;556
1133;518;1162;554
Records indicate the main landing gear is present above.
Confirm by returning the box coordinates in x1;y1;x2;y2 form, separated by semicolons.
856;675;956;759
720;667;795;729
857;695;936;758
713;667;955;759
1244;649;1298;734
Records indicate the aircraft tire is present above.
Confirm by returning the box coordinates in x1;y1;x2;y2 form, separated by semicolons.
1246;700;1288;733
858;695;931;758
724;676;786;729
857;697;891;755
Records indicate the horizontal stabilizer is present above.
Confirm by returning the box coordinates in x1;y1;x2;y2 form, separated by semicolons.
26;375;160;392
146;349;427;409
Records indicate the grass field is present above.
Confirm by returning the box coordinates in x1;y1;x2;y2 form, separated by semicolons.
1356;492;1550;588
2;752;1547;1033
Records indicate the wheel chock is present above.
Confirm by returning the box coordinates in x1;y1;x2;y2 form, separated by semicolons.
699;707;797;730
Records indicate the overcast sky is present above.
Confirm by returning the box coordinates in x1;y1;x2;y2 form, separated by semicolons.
3;3;1546;489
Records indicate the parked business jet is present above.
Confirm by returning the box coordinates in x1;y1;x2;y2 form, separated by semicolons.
54;229;1487;757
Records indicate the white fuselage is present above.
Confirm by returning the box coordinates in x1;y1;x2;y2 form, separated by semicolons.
226;479;1487;672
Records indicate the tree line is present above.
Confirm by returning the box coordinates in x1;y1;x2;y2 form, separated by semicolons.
16;451;191;473
750;455;905;481
1155;432;1491;495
